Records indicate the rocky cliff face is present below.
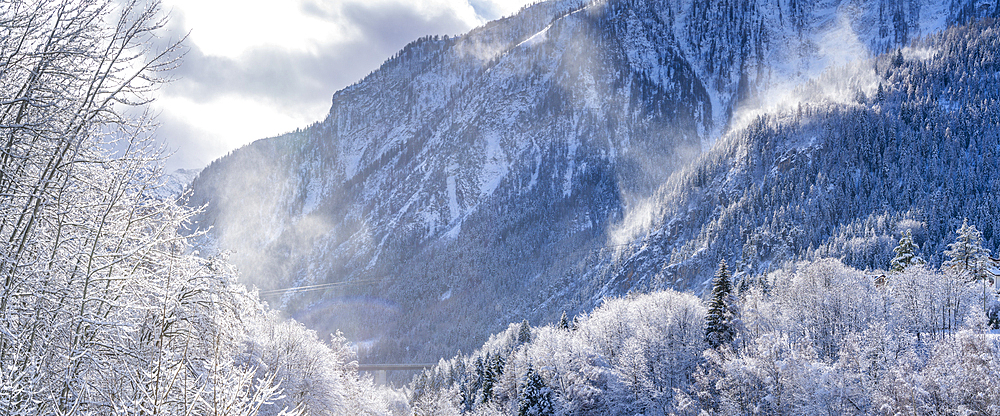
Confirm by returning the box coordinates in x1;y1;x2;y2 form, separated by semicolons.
186;0;992;363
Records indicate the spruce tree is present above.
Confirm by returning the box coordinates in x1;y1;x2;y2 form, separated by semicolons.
411;371;429;404
466;356;486;410
891;230;925;272
518;364;555;416
945;219;995;314
518;319;532;344
705;260;738;349
493;351;506;378
892;48;905;66
558;311;570;330
944;219;990;279
480;354;497;404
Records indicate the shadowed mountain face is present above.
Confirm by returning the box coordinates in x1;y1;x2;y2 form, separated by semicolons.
614;19;1000;296
186;0;994;363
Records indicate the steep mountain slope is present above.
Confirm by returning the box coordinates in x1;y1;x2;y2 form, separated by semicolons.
615;19;1000;293
186;0;992;363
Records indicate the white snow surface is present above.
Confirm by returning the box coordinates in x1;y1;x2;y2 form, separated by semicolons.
479;131;510;198
447;173;460;222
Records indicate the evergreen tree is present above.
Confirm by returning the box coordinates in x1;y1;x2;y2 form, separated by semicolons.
705;261;739;349
518;364;555;416
892;48;905;66
944;219;994;314
480;353;505;405
943;219;990;279
480;354;496;405
411;371;429;404
891;230;925;272
558;311;570;330
518;319;532;344
493;352;506;377
466;356;485;411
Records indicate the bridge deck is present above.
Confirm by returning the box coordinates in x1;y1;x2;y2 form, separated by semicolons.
356;364;437;372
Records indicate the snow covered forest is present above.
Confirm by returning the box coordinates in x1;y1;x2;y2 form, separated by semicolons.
6;0;1000;414
183;0;1000;372
404;13;1000;416
411;253;1000;415
0;0;401;414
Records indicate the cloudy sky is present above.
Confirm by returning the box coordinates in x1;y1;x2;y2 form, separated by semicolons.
153;0;536;170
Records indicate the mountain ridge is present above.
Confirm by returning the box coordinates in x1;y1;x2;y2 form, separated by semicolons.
185;0;996;363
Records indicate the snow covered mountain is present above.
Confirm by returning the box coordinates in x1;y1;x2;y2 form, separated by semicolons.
613;19;1000;294
153;168;202;200
186;0;997;363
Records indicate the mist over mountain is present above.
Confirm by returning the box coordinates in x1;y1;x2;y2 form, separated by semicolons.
185;0;998;364
614;19;1000;294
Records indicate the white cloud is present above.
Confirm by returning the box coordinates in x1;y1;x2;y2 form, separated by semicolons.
161;94;318;147
154;0;535;170
163;0;349;57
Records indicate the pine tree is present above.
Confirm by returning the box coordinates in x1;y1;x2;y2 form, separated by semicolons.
943;219;990;279
891;230;925;272
480;354;496;405
411;371;429;404
558;311;570;330
705;261;739;349
518;364;555;416
493;352;506;377
480;353;505;405
945;219;995;314
466;356;485;411
892;48;905;67
518;319;532;344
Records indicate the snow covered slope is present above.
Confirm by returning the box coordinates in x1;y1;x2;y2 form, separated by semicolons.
613;17;1000;295
186;0;995;363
